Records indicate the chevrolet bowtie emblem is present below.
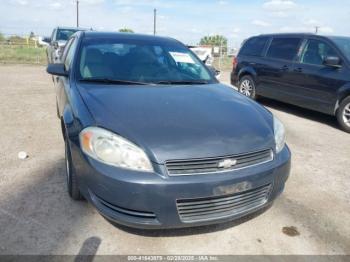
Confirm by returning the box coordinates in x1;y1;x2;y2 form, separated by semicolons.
218;159;238;169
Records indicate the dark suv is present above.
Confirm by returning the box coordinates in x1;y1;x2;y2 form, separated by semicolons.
231;33;350;133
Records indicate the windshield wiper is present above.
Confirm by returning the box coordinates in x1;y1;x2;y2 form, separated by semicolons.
79;78;209;86
155;80;209;85
79;78;149;85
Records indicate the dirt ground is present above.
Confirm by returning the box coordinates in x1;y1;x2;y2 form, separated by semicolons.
0;65;349;255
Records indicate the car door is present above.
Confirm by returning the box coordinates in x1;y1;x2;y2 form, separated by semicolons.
56;37;78;116
257;37;303;102
290;38;348;114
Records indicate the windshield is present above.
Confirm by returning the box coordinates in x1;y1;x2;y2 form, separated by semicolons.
331;37;350;61
57;29;79;41
77;37;214;84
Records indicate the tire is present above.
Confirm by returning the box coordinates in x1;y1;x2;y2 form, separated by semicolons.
336;96;350;133
65;137;84;200
238;75;256;99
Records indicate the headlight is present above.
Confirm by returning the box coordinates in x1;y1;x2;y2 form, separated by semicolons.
79;127;154;172
273;116;286;153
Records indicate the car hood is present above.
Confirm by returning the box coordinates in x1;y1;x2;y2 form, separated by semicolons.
77;83;275;164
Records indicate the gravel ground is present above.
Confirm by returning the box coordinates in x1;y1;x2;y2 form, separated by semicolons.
0;65;349;255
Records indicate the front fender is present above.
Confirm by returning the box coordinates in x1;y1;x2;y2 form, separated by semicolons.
61;85;95;142
62;106;78;139
335;84;350;113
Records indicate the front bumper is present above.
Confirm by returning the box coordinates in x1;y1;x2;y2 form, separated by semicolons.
71;142;291;229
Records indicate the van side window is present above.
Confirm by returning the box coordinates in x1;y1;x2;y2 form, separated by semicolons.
266;38;301;61
240;37;268;57
300;39;337;66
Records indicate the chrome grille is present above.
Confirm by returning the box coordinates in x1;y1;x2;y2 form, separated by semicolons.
176;184;272;223
166;149;273;176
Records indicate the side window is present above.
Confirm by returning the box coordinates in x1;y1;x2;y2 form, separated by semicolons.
61;38;74;61
64;38;78;70
240;37;269;57
300;39;337;66
266;37;302;61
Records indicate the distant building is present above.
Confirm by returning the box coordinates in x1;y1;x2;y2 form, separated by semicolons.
188;45;213;65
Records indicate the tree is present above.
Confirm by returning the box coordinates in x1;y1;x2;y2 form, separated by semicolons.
119;28;134;33
199;35;228;53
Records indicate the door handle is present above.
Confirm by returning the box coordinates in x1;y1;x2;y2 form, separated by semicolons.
293;67;303;73
280;65;289;72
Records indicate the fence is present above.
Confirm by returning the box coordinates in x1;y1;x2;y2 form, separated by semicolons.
0;34;47;64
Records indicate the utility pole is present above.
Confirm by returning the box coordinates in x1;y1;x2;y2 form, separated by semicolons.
219;37;223;71
315;26;319;34
153;8;157;35
76;0;79;28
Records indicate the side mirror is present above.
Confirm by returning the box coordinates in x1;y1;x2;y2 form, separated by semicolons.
53;41;59;49
324;56;342;68
47;63;68;77
207;66;221;78
42;37;51;44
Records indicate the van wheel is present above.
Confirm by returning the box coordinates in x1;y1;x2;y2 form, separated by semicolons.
65;137;84;200
337;96;350;133
239;76;256;99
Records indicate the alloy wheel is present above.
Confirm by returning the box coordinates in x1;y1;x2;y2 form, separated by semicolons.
240;79;253;97
343;103;350;127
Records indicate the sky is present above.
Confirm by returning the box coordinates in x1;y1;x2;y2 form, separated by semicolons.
1;0;350;47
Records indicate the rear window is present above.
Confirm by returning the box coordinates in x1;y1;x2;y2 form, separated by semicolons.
240;37;269;57
266;37;301;61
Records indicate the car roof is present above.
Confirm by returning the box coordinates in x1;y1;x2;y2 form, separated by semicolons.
56;26;88;31
81;31;179;44
259;33;317;37
255;33;346;39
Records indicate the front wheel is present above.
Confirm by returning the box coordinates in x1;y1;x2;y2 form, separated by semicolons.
238;75;256;99
336;96;350;133
65;138;84;200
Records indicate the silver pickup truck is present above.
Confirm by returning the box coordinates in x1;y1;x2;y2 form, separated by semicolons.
43;27;84;63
